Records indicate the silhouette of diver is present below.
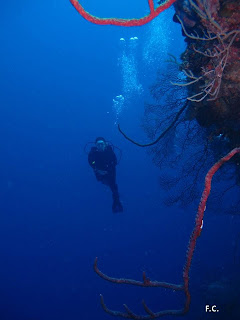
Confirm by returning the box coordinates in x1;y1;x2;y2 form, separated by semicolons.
88;137;123;213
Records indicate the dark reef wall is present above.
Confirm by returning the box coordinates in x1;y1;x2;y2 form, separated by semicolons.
173;0;240;149
142;1;240;212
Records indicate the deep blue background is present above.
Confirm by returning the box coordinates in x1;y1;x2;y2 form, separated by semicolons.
0;1;239;319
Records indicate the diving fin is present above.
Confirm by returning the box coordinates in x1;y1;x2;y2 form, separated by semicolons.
112;199;123;213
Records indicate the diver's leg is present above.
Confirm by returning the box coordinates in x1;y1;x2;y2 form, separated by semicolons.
112;187;123;213
108;172;123;213
111;183;119;200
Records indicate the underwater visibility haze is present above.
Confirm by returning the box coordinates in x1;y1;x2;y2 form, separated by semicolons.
0;0;240;319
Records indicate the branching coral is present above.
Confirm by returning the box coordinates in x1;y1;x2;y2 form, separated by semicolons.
69;0;177;26
173;0;240;137
173;0;240;103
94;148;240;319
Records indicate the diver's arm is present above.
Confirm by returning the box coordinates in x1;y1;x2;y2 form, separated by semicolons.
88;150;96;169
88;150;107;175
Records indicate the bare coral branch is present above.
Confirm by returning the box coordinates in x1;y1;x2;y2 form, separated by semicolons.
94;148;240;319
94;257;183;290
175;1;240;102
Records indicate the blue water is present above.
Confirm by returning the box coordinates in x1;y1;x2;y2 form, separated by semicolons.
0;1;239;319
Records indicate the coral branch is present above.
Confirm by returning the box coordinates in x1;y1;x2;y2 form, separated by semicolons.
94;257;183;290
175;1;240;102
69;0;177;26
118;101;188;147
94;147;240;318
184;147;240;266
99;293;185;319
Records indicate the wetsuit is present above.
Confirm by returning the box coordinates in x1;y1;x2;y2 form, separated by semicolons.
88;145;123;213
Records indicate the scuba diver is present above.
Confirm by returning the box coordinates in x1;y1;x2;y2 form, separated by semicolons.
88;137;123;213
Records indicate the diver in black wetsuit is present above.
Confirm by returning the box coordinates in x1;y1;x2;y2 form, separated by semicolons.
88;137;123;213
